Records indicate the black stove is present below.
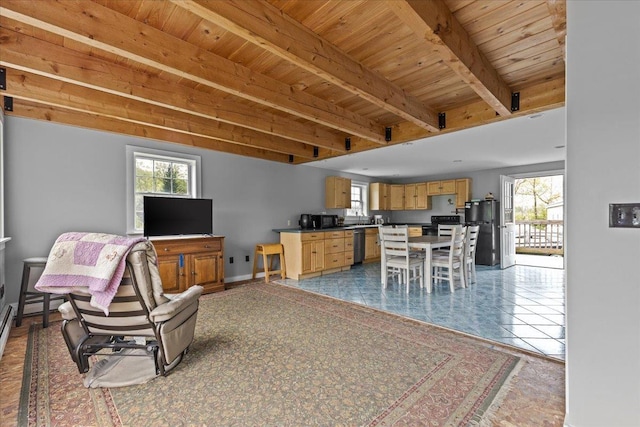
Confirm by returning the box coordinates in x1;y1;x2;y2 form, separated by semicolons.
431;215;461;225
422;215;461;236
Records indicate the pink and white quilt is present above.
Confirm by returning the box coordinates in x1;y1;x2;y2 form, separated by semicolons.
35;232;147;315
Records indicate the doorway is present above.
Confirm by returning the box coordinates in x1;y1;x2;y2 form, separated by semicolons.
513;173;564;269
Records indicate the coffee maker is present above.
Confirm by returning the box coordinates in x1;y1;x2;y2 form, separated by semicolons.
299;214;313;229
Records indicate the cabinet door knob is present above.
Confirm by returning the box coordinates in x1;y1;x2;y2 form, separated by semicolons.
204;245;210;248
164;248;169;251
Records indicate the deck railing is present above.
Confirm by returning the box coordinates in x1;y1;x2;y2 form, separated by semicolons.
516;220;564;254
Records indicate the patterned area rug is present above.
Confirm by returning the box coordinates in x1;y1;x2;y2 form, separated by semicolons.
20;283;521;426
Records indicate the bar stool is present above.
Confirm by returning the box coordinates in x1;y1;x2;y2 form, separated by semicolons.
252;243;286;283
15;257;65;328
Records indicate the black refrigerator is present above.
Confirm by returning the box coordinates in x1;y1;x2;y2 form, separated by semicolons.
465;200;500;266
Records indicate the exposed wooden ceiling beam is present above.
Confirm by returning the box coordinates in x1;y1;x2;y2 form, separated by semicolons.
5;99;290;163
171;0;440;132
392;0;514;116
3;68;317;159
321;76;565;159
0;25;346;153
0;0;387;144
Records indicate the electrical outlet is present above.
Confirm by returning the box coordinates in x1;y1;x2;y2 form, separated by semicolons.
287;219;291;226
229;256;234;264
609;203;640;228
245;255;250;262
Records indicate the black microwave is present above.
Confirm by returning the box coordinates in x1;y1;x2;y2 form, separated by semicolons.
312;214;338;229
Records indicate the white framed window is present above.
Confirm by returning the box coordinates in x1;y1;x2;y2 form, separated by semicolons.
346;181;368;218
126;146;201;234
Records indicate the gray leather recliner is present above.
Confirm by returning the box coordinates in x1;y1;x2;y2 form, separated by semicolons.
58;241;203;376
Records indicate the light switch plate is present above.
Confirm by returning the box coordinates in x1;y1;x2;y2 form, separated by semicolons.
609;203;640;228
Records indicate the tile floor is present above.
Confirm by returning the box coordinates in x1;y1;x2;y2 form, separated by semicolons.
278;260;565;360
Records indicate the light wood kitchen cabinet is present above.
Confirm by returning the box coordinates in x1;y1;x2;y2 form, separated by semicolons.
427;180;456;195
325;176;351;209
324;251;345;270
343;230;355;265
364;227;381;261
404;182;430;210
324;232;345;254
302;240;325;275
405;183;418;210
408;226;422;237
441;180;456;194
416;183;430;209
455;178;472;208
369;182;390;210
372;178;470;211
280;230;353;280
427;181;441;195
324;231;345;270
152;236;225;294
283;232;325;277
390;184;405;210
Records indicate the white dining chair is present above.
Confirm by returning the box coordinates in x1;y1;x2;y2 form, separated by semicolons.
431;226;466;292
432;224;463;257
437;224;462;237
378;226;394;284
464;225;480;285
379;226;424;292
378;225;406;285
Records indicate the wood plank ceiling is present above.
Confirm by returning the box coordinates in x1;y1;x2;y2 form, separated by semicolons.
0;0;566;165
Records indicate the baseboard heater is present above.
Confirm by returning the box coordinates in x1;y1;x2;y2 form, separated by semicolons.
0;304;13;361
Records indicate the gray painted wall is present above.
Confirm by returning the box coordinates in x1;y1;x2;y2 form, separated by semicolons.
3;116;373;304
565;1;640;425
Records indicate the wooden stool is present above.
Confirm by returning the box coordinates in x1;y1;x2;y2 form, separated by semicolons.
252;243;286;283
15;257;65;328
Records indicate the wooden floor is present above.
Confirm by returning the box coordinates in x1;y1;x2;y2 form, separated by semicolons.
1;312;64;426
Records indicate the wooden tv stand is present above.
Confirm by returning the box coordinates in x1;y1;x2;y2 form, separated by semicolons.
151;236;225;294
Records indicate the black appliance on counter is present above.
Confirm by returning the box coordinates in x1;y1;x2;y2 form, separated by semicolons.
313;214;338;229
465;200;501;266
421;215;461;236
299;214;339;229
299;214;313;229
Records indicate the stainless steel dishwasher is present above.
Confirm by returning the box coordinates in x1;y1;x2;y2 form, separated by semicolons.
353;228;365;264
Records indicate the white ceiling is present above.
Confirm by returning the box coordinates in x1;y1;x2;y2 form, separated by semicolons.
308;107;566;179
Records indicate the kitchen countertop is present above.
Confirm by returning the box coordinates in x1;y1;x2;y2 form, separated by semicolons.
273;223;429;233
273;225;376;233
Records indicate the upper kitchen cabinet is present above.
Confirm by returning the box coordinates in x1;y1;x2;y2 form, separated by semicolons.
390;185;405;210
427;180;456;196
369;183;390;210
325;176;351;209
455;178;472;208
404;183;430;210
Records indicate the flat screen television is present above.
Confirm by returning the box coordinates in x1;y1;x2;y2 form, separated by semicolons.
143;196;213;237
